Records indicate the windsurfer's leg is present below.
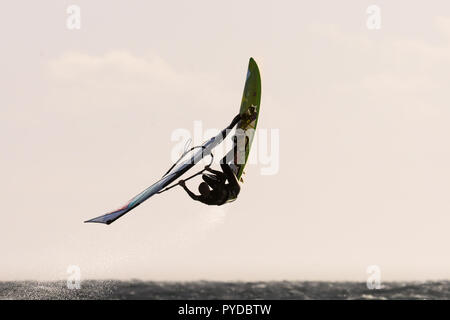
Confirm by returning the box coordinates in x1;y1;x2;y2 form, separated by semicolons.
220;132;241;165
221;140;236;165
205;166;226;179
220;163;240;197
202;174;221;189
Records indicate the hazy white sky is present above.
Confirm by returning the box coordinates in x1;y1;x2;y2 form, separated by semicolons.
2;1;450;282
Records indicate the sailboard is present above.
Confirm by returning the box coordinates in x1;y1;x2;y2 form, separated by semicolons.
229;57;262;180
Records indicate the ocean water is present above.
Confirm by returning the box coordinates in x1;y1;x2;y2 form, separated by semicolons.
1;281;449;300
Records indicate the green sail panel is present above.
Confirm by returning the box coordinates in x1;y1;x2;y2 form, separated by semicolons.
230;57;262;181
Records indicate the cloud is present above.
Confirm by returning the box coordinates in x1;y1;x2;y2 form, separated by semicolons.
48;51;184;86
435;16;450;38
306;21;450;96
45;51;229;115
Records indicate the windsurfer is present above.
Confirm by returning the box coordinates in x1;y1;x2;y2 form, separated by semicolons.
179;114;242;205
179;162;240;205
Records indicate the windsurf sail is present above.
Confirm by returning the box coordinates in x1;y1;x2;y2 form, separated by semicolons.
85;120;236;225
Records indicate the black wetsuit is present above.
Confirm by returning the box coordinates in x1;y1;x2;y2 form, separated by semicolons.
182;163;241;205
180;114;242;205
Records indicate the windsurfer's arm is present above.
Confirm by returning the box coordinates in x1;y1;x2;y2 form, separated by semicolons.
205;167;222;175
217;114;241;143
179;180;202;201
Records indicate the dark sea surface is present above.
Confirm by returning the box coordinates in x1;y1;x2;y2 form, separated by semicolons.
1;280;449;300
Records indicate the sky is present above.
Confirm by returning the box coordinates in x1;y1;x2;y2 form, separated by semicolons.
1;0;450;282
